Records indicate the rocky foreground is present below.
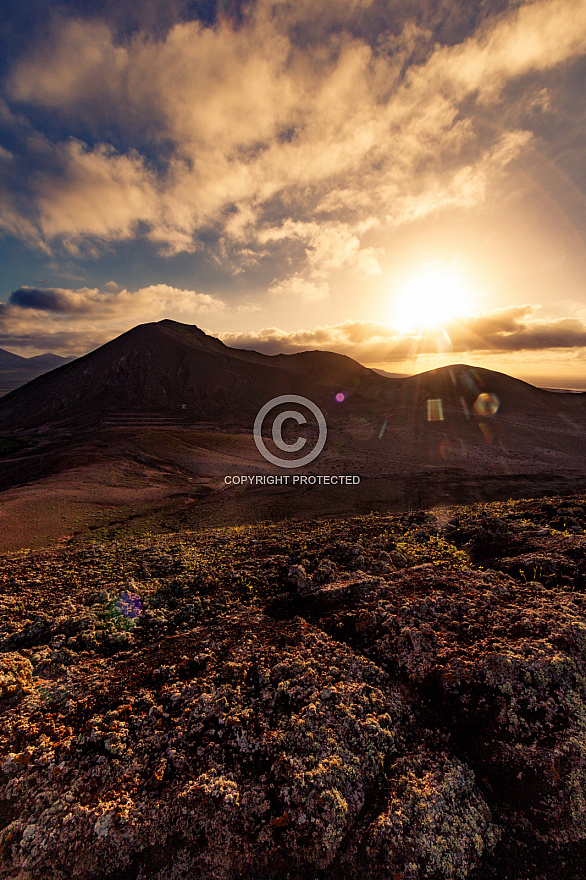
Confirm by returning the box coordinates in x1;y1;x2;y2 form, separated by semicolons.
2;497;586;879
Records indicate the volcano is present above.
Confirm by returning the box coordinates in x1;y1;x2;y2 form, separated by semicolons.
0;319;387;430
0;319;585;548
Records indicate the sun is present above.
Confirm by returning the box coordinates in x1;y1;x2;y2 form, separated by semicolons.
392;262;475;333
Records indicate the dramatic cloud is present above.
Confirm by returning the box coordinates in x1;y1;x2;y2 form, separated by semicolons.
9;283;224;317
260;221;384;279
268;275;330;303
219;306;586;361
1;283;226;353
2;0;585;269
5;293;586;366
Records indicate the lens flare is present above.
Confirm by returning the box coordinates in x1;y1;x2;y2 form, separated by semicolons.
427;398;444;421
114;591;143;620
474;392;500;416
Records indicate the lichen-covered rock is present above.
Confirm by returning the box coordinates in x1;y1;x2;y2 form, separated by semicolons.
0;616;408;879
296;568;586;853
0;653;33;699
287;564;310;594
2;495;586;878
364;752;497;880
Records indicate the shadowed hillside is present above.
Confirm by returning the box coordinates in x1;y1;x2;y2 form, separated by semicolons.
0;321;585;548
0;320;386;430
1;320;583;432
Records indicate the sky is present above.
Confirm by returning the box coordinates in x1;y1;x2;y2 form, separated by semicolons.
1;0;586;387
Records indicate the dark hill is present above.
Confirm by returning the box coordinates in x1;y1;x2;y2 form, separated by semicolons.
1;320;583;434
0;320;584;552
401;363;560;416
1;320;586;515
0;320;392;430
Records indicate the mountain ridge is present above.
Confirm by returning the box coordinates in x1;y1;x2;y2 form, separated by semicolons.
0;319;390;429
0;319;584;432
0;347;76;397
0;346;74;365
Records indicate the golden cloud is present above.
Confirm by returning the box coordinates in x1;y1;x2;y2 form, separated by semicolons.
3;0;585;272
1;284;226;354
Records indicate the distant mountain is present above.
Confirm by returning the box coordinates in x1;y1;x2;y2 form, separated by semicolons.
0;348;76;397
0;347;73;367
0;347;28;368
26;353;74;368
372;367;411;379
